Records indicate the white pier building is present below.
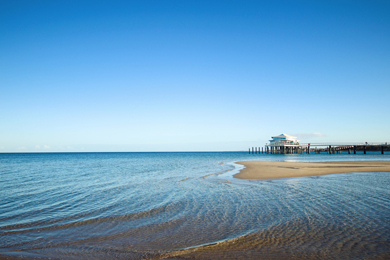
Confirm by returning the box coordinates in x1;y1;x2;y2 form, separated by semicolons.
266;134;301;154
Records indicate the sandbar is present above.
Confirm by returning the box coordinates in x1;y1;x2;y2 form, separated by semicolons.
234;161;390;179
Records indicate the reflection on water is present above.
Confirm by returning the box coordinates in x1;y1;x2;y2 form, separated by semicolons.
1;152;390;259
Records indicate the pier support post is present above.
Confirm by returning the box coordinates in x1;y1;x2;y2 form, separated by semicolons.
328;145;331;154
308;145;310;154
382;146;384;155
354;146;356;154
364;146;366;154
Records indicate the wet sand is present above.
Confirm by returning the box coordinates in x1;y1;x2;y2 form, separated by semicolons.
160;217;390;260
234;161;390;179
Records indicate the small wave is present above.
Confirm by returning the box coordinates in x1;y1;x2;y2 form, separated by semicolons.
0;203;183;236
201;173;217;179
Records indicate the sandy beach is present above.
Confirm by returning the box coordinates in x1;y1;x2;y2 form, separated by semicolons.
234;161;390;179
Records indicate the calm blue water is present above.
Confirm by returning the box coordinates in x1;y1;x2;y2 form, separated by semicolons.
1;152;390;259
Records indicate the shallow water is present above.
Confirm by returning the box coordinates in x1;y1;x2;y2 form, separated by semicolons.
1;152;390;259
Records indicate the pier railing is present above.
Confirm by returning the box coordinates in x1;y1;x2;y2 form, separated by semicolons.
301;142;389;147
266;142;300;146
265;142;389;147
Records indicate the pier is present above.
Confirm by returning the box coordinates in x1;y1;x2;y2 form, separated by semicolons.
248;134;389;155
248;143;390;155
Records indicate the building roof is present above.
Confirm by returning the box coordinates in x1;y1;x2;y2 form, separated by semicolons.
271;133;297;139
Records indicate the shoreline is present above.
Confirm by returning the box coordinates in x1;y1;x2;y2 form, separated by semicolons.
234;161;390;179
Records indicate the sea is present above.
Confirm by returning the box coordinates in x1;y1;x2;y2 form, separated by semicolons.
1;152;390;259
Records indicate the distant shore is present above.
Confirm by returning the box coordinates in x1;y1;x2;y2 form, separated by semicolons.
234;161;390;179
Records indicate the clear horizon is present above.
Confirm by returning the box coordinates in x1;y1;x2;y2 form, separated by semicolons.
1;0;389;152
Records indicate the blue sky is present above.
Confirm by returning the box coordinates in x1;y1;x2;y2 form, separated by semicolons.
1;0;389;152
